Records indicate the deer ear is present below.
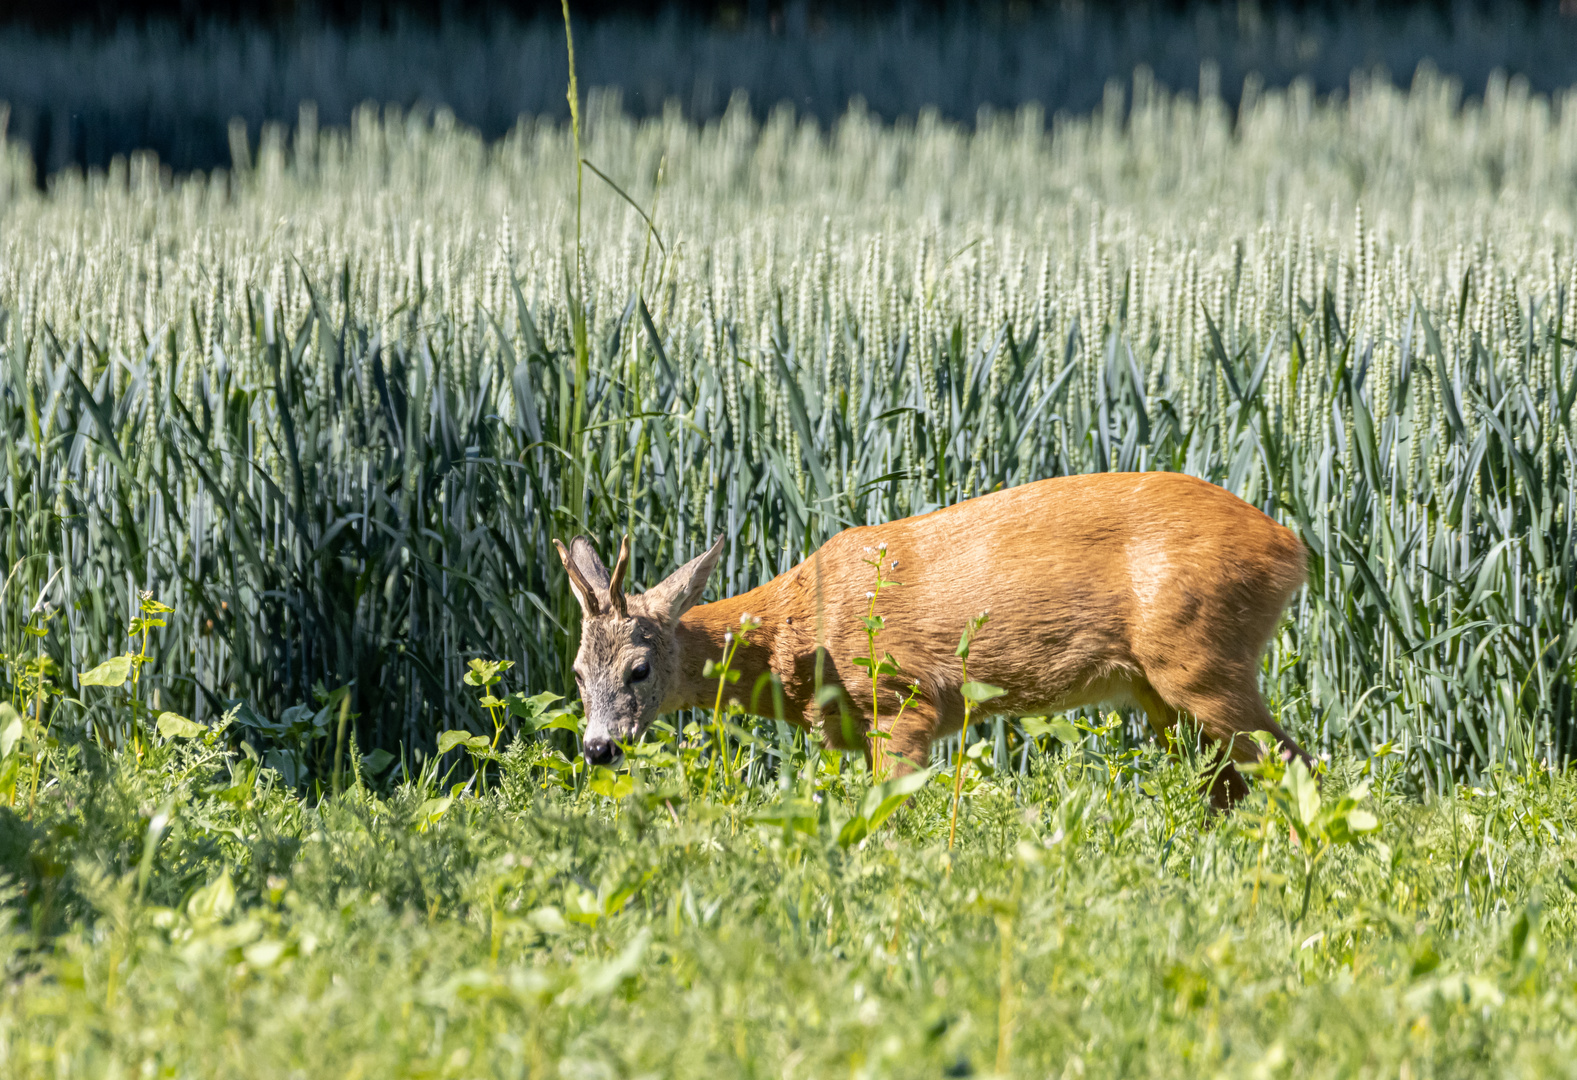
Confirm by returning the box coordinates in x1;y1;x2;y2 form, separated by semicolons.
568;536;612;591
554;536;609;617
644;534;726;627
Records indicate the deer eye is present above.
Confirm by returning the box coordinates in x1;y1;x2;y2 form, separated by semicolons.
630;661;651;683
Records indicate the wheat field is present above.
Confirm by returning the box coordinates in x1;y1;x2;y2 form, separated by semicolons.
1;68;1575;788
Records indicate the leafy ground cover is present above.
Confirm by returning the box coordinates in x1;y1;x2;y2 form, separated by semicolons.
1;721;1574;1078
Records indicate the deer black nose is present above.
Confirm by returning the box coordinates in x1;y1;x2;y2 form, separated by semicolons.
584;736;618;766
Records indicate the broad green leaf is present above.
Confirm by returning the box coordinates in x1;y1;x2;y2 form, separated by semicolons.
156;712;205;739
242;939;287;968
1281;758;1321;827
565;887;602;925
961;681;1006;704
414;796;454;830
1267;787;1306;845
965;738;996;761
361;748;396;775
858;767;938;833
79;655;134;687
529;906;567;934
588;772;635;800
0;703;23;758
437;730;489;755
836;816;870;848
507;690;564;725
539;711;584;733
1021;716;1080;744
463;657;511;687
188;869;236;923
1346;808;1379;833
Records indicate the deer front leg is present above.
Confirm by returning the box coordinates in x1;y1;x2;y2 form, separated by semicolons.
883;699;942;777
806;686;873;761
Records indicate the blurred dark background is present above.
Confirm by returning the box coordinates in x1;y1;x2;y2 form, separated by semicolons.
3;1;1576;181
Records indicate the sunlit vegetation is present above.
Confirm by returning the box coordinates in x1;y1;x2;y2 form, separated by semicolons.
1;64;1575;1076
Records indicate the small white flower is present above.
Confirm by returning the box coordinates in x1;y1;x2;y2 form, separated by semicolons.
877;541;888;552
865;591;875;599
740;612;753;624
723;631;734;644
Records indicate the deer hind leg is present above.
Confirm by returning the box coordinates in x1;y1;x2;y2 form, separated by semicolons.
813;683;944;778
1130;679;1248;809
1194;679;1314;773
882;694;948;778
1136;673;1311;811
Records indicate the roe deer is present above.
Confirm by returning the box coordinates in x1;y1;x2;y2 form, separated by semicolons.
555;471;1312;808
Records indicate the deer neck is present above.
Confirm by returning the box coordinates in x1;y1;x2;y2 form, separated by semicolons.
669;585;785;712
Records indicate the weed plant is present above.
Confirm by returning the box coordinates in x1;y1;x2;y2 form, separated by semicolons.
0;719;1574;1077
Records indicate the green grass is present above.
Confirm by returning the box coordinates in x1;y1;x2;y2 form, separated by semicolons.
1;727;1575;1078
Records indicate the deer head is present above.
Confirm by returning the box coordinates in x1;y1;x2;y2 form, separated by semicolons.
553;533;726;766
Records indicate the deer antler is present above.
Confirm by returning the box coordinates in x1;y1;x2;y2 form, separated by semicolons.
553;537;602;616
606;535;631;617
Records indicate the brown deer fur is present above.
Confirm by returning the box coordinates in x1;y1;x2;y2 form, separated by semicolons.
556;471;1312;808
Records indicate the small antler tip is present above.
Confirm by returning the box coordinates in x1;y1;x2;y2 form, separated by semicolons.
606;533;633;617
